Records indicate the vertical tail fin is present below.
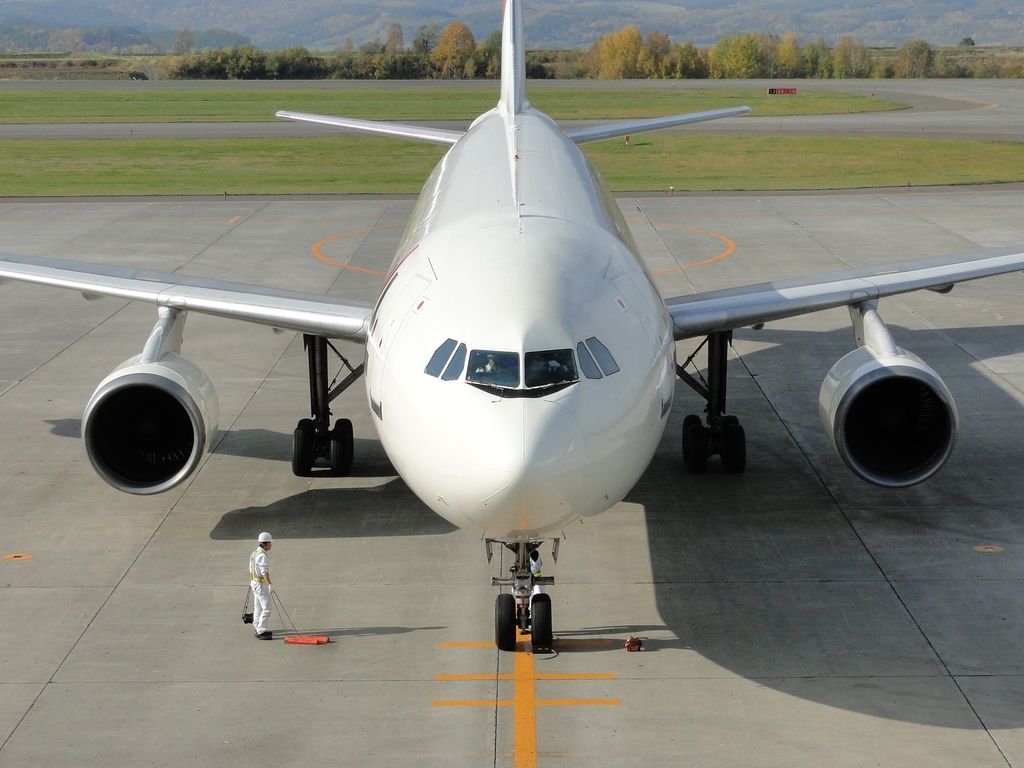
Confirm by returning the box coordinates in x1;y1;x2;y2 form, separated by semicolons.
498;0;527;115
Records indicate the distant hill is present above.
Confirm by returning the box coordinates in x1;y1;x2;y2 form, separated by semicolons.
1;0;1022;51
0;18;249;53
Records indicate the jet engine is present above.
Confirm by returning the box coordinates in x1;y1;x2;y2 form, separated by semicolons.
82;308;219;495
818;302;957;488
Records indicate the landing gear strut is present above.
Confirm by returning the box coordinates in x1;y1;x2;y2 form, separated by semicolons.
292;334;363;476
677;330;746;473
488;539;557;652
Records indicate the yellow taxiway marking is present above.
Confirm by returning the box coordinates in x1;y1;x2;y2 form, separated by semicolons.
624;220;736;275
433;633;618;768
311;224;408;274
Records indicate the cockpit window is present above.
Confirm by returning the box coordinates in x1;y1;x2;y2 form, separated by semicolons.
525;349;578;388
466;350;520;388
585;337;619;376
441;343;467;381
576;342;603;380
425;338;458;377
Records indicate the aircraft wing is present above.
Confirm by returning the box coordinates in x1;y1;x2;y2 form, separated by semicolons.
565;106;751;145
0;254;372;342
276;110;464;146
665;244;1024;340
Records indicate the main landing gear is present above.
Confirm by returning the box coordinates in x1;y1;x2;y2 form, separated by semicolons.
677;330;747;474
292;334;364;476
488;539;557;653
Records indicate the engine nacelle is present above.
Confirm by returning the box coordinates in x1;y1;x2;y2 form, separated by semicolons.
83;353;219;495
819;345;958;488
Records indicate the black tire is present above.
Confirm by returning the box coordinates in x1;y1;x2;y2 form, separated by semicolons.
495;593;517;652
292;418;315;476
682;414;701;465
530;593;553;653
721;421;746;473
683;419;709;473
329;418;354;475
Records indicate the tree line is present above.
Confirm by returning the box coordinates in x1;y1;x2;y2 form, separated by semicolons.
166;23;1024;81
168;23;513;80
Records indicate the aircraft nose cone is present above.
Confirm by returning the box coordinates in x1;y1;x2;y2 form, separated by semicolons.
460;398;586;533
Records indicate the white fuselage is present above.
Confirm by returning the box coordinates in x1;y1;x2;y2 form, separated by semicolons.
364;106;676;540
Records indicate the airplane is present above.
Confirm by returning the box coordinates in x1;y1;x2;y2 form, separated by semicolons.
3;0;1024;653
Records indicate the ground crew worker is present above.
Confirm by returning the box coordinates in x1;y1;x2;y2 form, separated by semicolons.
530;548;545;597
249;532;273;639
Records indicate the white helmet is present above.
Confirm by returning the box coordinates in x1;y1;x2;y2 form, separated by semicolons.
258;532;273;543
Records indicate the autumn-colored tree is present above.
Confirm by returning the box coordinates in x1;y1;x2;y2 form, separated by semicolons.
709;34;763;78
776;32;803;77
431;21;476;78
662;42;708;78
644;29;671;77
831;36;871;77
894;39;934;77
385;23;404;54
749;33;778;77
588;26;653;78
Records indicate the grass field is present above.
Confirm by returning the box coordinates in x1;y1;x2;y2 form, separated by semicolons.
2;135;1023;196
0;87;899;123
0;84;1018;195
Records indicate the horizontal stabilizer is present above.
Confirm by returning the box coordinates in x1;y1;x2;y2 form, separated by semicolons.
276;110;464;146
565;106;751;144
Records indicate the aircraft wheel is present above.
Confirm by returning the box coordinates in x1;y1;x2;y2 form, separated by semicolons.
530;594;553;653
682;415;708;474
721;420;746;473
495;593;517;652
292;418;315;476
329;418;354;475
681;415;699;464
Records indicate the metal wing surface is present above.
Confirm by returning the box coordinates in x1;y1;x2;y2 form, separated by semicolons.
565;107;751;144
276;110;464;146
0;254;372;342
665;244;1024;340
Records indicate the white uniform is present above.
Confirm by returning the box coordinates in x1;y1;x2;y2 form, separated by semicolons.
530;552;545;598
249;547;271;634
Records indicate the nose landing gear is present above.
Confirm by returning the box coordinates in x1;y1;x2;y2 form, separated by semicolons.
489;540;557;653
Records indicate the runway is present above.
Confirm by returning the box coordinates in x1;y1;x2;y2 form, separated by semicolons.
2;79;1024;142
2;81;1024;767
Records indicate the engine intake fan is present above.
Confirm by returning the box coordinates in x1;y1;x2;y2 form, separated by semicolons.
818;302;957;488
